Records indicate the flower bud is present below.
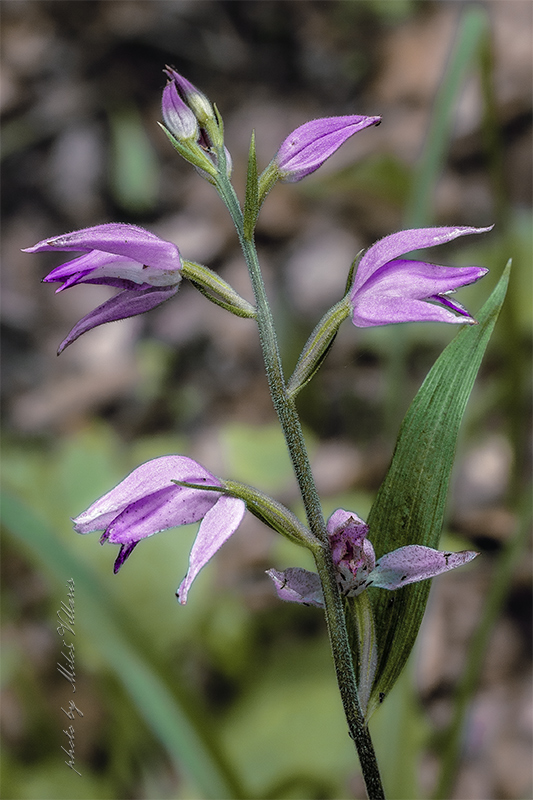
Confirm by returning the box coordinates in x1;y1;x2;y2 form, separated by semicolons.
161;81;198;140
275;115;381;182
164;66;215;127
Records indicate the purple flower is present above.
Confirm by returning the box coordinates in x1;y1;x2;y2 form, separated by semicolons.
268;507;477;607
72;455;246;603
274;115;381;182
23;223;183;353
350;226;492;327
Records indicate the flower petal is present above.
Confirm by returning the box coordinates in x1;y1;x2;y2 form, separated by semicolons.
352;295;475;327
177;495;246;604
267;567;324;607
57;284;179;353
351;259;488;326
24;223;182;272
104;484;220;545
326;507;367;535
360;260;488;299
368;545;478;590
352;226;493;293
73;456;221;534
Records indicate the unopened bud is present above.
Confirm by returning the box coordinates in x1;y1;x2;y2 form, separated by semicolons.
161;82;198;140
164;66;215;127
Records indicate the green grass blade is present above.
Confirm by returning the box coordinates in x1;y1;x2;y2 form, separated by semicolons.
404;6;489;228
367;261;511;708
1;491;245;800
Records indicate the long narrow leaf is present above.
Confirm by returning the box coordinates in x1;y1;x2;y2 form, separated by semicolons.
367;261;510;708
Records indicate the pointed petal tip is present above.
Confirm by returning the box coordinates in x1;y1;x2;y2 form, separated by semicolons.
176;582;188;605
370;544;480;590
112;542;138;573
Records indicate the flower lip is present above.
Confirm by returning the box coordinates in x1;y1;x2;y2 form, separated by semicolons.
327;509;376;596
42;250;181;291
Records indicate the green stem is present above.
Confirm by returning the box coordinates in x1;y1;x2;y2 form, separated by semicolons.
215;173;385;799
314;546;386;800
216;176;325;538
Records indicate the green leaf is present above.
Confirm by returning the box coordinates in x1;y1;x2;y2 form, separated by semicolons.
0;492;245;800
243;131;259;241
366;261;510;709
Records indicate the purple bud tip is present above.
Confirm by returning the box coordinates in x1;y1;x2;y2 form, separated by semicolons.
276;115;381;182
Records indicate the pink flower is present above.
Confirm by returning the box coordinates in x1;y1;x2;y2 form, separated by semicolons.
349;226;492;326
23;223;182;353
72;455;246;604
268;507;477;606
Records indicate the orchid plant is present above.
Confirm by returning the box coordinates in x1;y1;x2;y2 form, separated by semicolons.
26;69;507;799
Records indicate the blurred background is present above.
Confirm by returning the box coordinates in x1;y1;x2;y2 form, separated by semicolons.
1;1;531;798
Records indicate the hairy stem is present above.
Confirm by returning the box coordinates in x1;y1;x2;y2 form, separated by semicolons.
216;174;385;799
